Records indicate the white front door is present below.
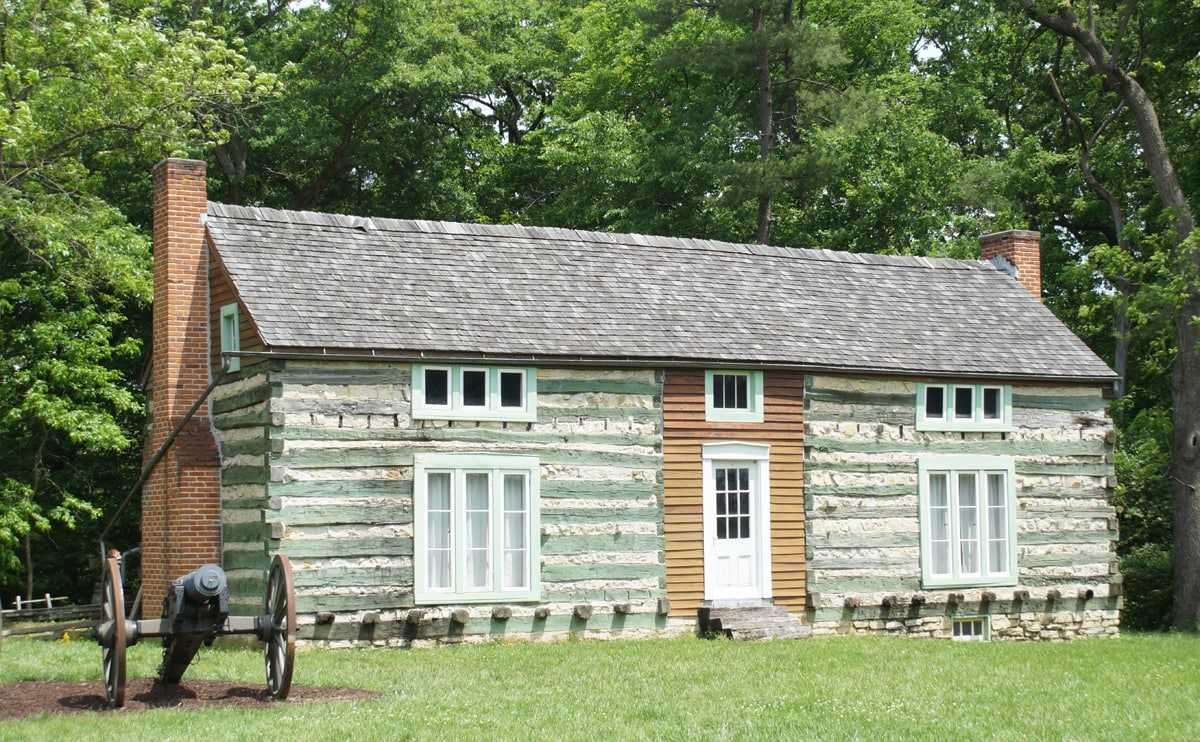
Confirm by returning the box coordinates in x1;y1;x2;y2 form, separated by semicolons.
703;443;771;603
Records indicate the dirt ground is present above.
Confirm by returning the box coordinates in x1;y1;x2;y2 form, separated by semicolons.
0;677;381;720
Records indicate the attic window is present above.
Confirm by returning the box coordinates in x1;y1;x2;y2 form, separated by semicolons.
414;365;537;422
917;383;1011;432
220;303;240;373
705;370;764;423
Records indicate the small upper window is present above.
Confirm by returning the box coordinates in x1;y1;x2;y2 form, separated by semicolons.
499;370;524;409
220;303;240;373
424;368;450;407
917;383;1011;432
413;365;536;422
461;369;488;408
954;387;974;420
982;387;1002;421
705;370;764;423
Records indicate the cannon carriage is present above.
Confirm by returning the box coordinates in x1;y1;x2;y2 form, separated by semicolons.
95;551;296;708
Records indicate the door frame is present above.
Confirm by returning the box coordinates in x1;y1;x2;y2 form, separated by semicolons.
701;441;772;603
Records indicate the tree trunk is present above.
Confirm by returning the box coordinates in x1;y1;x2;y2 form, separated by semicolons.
754;4;773;245
1019;0;1199;630
1175;286;1200;631
214;135;249;205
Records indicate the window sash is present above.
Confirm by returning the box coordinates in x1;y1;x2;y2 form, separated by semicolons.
917;383;1011;432
413;365;537;422
704;370;764;423
220;303;240;373
414;456;539;603
920;457;1016;588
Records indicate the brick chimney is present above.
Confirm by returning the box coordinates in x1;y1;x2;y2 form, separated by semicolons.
979;230;1041;299
142;159;221;614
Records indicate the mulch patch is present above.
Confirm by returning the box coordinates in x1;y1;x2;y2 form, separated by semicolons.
0;678;381;720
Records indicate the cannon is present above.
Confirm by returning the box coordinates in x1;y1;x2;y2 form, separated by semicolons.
95;551;296;708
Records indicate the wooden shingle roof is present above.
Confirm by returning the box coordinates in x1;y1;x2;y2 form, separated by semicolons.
204;203;1117;382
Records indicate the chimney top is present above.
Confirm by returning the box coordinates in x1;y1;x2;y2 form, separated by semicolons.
979;230;1041;299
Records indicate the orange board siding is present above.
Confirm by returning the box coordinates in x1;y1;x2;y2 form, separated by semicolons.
662;369;806;616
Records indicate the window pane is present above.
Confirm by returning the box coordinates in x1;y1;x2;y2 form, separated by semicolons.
713;374;749;410
502;474;529;590
958;472;980;575
425;369;449;406
987;473;1009;575
462;370;487;407
983;387;1002;420
503;549;527;590
466;472;489;511
929;473;951;576
221;312;238;354
954;387;975;420
463;473;490;590
499;371;524;408
925;386;945;419
428;472;451;511
503;474;526;517
428;548;451;590
426;472;453;589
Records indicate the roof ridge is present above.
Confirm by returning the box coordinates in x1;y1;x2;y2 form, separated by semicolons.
207;201;988;272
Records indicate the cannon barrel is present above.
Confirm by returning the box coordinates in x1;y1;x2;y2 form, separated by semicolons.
180;564;227;603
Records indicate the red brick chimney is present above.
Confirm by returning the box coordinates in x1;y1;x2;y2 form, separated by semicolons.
142;159;221;614
979;230;1042;299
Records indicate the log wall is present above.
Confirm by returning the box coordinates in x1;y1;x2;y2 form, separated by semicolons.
212;362;678;645
803;375;1121;639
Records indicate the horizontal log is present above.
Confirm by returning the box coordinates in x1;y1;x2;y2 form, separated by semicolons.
541;506;660;525
268;503;413;527
279;536;413;559
212;383;275;414
297;591;415;613
537;378;661;395
269;479;413;498
540;534;664;555
540;479;662;501
541;563;665;582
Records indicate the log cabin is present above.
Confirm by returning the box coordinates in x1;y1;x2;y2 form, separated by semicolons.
142;158;1121;644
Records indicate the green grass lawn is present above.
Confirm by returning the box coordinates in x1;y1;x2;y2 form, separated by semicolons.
1;633;1197;741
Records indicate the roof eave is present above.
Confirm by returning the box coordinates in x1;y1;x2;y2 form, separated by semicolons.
232;347;1119;386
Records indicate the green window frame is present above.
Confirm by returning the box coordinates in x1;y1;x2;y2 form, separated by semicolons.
918;455;1017;589
412;365;537;422
916;383;1011;432
705;370;764;423
220;303;240;373
413;453;541;604
951;616;990;641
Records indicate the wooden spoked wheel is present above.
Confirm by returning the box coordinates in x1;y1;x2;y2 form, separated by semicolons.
100;555;127;708
264;554;296;700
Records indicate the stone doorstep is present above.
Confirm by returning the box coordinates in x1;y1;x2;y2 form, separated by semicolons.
698;605;813;641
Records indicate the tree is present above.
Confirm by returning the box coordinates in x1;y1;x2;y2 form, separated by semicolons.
1017;0;1200;631
0;0;270;601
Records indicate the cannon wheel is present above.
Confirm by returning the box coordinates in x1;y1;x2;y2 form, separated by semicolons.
264;554;296;699
100;555;127;708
